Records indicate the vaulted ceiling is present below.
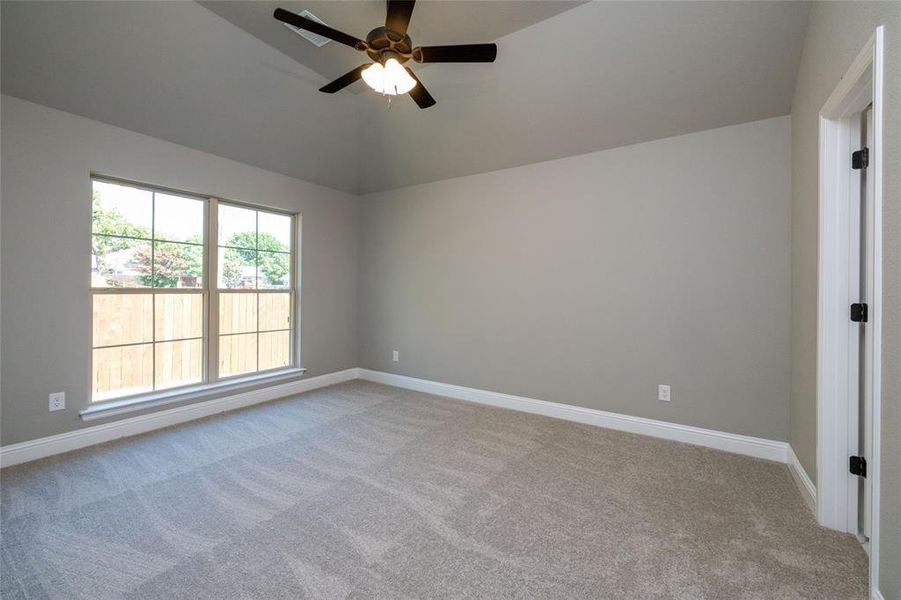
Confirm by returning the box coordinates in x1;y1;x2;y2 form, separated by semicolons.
1;1;810;194
200;1;585;85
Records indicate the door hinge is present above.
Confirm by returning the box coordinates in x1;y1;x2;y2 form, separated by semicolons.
850;455;867;478
852;147;869;170
850;303;868;323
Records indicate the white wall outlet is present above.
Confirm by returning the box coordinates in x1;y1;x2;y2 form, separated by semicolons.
658;385;671;402
49;392;66;412
392;350;399;362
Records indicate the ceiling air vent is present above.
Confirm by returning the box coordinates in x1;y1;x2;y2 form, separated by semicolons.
282;10;331;47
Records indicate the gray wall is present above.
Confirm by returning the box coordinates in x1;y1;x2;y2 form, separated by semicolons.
359;117;792;441
789;3;901;597
0;95;359;446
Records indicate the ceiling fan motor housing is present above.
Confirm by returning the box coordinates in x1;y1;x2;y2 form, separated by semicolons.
365;27;413;64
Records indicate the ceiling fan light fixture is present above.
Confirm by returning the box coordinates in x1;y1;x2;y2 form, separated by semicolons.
362;58;417;95
274;3;497;108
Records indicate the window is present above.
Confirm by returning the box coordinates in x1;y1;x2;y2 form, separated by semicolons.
90;178;297;402
216;203;293;377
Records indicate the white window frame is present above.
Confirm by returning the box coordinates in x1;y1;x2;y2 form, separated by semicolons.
86;176;303;413
208;197;300;384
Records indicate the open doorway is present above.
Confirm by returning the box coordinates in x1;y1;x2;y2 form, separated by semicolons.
817;26;883;593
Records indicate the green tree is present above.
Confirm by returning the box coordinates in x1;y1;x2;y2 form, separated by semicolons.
224;232;289;287
93;195;287;288
135;239;203;287
92;191;150;283
219;248;247;288
92;193;203;287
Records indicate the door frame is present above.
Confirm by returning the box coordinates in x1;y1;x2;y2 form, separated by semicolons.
816;25;883;590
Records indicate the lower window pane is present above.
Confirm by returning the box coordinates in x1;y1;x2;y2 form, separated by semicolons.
259;330;291;371
219;333;257;377
155;293;203;341
258;293;290;331
155;339;203;390
219;292;257;335
93;344;153;401
93;294;153;347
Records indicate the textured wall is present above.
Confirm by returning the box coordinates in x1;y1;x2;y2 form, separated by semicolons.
0;96;359;445
789;3;900;596
359;117;792;441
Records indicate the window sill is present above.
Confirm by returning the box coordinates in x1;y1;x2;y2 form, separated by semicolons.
80;368;307;422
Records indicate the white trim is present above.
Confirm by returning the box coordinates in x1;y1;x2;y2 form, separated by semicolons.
0;368;358;468
788;445;817;513
872;590;885;600
816;27;883;595
80;367;307;421
359;369;788;463
867;28;884;596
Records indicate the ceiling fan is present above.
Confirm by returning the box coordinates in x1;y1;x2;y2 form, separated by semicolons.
274;1;497;109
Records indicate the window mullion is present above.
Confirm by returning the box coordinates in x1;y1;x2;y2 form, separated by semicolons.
207;197;220;383
151;192;157;392
255;211;260;373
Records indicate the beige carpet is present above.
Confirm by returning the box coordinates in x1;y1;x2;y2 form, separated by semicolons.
1;380;868;599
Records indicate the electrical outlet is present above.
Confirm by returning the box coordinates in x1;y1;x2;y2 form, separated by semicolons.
49;392;66;412
658;385;671;402
392;350;399;362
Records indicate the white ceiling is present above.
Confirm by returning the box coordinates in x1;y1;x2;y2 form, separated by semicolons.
1;1;810;194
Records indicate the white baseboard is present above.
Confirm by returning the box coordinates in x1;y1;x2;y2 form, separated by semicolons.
787;445;817;513
0;368;793;470
0;368;358;468
872;589;885;600
358;369;789;463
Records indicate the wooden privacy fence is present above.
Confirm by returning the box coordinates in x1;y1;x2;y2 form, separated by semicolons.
92;292;291;400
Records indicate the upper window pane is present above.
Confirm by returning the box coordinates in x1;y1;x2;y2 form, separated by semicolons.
92;181;152;239
92;235;152;288
92;180;207;289
258;212;291;250
153;242;203;288
155;193;204;243
257;252;290;289
217;204;292;290
218;247;257;289
218;204;257;249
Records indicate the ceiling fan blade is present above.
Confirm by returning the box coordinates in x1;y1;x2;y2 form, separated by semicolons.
274;8;365;50
413;44;497;63
405;68;436;109
385;0;415;35
319;64;370;93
